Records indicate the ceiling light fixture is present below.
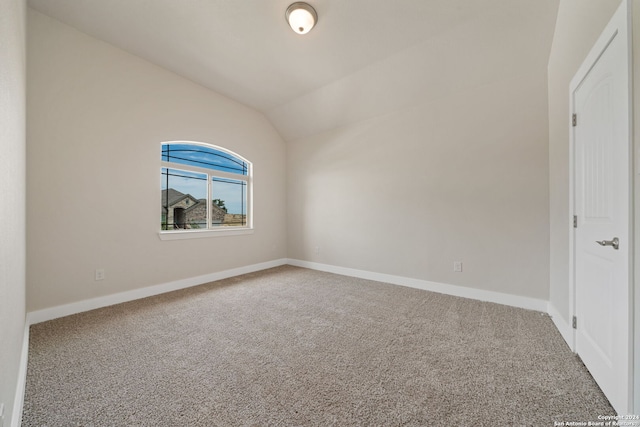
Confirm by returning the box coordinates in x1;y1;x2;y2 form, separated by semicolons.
286;2;317;35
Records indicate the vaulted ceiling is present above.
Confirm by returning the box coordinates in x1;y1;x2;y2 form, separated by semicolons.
27;0;560;141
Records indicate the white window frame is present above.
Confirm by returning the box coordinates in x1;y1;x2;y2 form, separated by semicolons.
159;141;253;240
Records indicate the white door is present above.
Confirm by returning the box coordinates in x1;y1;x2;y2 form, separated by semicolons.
571;0;630;414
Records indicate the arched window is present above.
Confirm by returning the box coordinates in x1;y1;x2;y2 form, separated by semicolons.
160;142;252;237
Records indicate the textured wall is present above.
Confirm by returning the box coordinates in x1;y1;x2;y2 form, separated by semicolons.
0;0;26;423
26;9;287;311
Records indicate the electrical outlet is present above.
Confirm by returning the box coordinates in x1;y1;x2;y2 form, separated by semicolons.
95;269;105;281
453;261;463;272
314;246;320;254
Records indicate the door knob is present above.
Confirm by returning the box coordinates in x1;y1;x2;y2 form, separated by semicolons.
595;237;619;250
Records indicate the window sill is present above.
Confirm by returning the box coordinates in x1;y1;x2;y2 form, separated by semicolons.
158;228;254;240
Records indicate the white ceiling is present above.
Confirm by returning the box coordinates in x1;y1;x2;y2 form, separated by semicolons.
27;0;560;140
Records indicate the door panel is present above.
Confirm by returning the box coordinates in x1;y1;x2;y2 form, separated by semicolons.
579;253;614;363
572;0;630;414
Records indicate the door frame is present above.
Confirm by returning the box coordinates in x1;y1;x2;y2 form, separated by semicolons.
568;0;633;413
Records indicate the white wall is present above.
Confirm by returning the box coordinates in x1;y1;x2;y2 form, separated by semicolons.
547;0;622;331
287;69;551;300
283;1;557;302
0;0;26;423
26;9;287;312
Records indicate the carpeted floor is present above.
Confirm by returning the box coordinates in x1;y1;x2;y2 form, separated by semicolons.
22;265;614;426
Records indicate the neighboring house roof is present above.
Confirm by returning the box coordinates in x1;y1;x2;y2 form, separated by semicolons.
161;190;227;218
161;188;186;206
185;199;206;214
161;189;199;212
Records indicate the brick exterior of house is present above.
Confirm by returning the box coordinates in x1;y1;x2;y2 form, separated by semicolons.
161;189;232;229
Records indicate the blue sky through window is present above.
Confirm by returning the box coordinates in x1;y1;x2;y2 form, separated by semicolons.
161;143;250;229
161;168;207;200
162;143;247;176
212;177;246;215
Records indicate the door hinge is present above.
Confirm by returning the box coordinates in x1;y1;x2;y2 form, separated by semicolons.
573;215;577;228
572;316;577;329
572;113;577;127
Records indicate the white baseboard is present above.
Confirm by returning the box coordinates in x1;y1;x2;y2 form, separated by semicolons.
547;302;575;352
11;323;29;427
25;256;550;327
287;259;548;313
27;258;288;325
17;257;561;426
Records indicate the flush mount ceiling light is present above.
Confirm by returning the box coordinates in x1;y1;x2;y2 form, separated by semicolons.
286;2;317;35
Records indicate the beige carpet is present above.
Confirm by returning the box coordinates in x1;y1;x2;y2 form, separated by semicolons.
22;266;613;426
